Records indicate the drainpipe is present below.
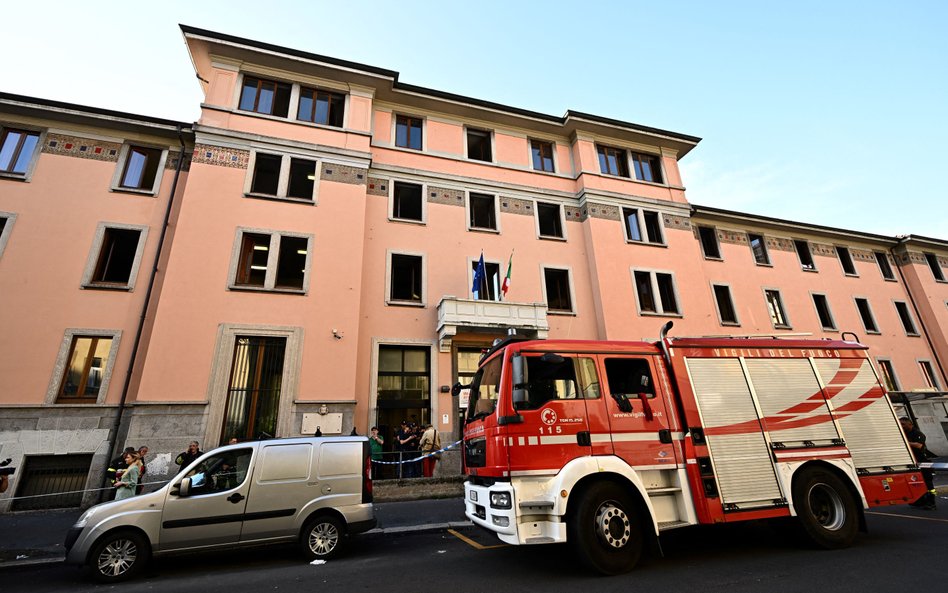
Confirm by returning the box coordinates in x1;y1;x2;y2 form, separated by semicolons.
102;125;189;489
890;244;947;389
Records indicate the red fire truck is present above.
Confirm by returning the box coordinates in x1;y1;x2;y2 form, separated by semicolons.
460;322;927;574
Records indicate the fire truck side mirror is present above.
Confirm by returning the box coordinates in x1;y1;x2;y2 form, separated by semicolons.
511;352;527;406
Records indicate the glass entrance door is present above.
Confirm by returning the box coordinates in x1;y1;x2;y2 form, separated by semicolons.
221;336;286;444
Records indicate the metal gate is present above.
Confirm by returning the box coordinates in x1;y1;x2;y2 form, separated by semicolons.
12;454;94;511
221;336;287;443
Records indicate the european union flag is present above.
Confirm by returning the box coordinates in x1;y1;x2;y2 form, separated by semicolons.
472;252;486;298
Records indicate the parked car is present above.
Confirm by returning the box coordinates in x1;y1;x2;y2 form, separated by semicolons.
65;436;375;582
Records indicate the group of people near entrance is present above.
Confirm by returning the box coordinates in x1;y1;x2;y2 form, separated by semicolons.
369;421;441;479
107;441;206;500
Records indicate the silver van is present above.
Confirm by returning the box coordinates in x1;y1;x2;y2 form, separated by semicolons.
65;436;375;582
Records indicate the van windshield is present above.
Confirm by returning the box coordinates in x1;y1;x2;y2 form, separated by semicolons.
466;354;503;422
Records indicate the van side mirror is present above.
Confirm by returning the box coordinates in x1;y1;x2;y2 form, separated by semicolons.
511;352;527;406
177;477;192;497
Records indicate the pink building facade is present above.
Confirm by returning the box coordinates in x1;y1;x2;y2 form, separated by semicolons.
1;26;945;508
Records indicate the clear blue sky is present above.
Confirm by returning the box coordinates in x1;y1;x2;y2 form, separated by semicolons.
5;1;945;238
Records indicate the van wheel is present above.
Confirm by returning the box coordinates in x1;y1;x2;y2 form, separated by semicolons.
88;530;149;583
568;481;643;575
301;515;344;561
793;468;858;549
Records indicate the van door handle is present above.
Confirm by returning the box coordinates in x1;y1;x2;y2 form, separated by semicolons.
227;493;245;504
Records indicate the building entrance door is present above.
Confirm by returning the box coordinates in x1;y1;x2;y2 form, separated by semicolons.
220;336;286;444
376;345;430;478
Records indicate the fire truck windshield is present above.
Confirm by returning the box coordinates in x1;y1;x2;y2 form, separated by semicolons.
465;354;503;422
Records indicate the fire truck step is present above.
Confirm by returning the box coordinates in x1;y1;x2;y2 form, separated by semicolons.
646;487;682;495
518;500;555;509
524;536;556;544
657;520;691;531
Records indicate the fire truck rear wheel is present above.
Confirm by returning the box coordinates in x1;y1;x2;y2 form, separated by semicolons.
792;468;858;549
569;481;643;575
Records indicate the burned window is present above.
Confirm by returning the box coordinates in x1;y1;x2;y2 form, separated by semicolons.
287;159;316;199
537;202;563;238
516;355;598;411
713;284;739;325
239;76;291;117
466;129;492;162
91;228;142;286
297;88;345;127
531;139;555;172
469;193;497;230
698;226;721;259
604;358;655;400
57;336;113;403
390;253;423;303
630;151;663;183
0;128;40;176
812;294;836;331
544;268;573;312
251;153;282;195
749;233;770;265
392;181;423;222
395;115;423;150
794;240;817;271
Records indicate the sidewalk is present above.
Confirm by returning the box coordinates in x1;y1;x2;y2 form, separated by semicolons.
0;494;468;570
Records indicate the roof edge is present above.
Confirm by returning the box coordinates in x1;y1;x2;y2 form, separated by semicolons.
0;91;191;131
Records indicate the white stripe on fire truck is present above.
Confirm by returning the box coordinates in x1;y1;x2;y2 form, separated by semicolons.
505;432;685;447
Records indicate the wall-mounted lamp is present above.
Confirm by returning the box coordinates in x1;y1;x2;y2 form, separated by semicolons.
318;404;329;415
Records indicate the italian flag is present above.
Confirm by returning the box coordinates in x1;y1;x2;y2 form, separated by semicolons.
501;252;513;297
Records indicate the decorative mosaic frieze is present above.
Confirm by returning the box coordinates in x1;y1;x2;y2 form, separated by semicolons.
367;177;388;196
428;186;465;207
500;197;533;216
694;227;745;245
564;206;582;221
165;151;192;172
321;163;367;185
43;133;121;162
583;203;621;221
663;214;691;232
811;242;838;258
767;237;795;252
192;144;249;169
896;251;930;266
850;249;877;263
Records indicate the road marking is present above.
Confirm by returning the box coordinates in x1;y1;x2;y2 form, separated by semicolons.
867;511;948;524
447;528;509;550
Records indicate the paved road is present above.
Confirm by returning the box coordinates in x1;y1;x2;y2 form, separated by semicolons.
5;500;946;593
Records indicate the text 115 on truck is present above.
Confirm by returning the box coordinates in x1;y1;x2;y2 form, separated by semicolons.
459;322;927;574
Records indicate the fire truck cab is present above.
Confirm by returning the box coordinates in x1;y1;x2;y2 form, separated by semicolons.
461;323;926;574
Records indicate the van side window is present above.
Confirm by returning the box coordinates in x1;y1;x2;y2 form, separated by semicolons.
187;448;252;495
604;358;656;399
519;355;599;410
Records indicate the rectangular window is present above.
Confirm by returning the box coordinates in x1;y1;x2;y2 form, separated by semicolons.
854;298;879;333
597;145;629;177
0;212;16;260
537;202;563;238
238;76;291;117
390;253;423;304
919;361;941;390
925;253;946;282
91;228;142;286
765;289;790;328
395;115;423;150
57;336;113;403
233;230;312;293
874;251;895;280
713;284;739;325
0;128;40;176
812;294;837;331
894;301;918;335
544;268;573;313
794;239;817;271
630;151;663;184
297;87;345;127
877;359;899;391
247;153;318;202
837;246;857;276
466;129;492;162
392;181;423;222
530;139;555;172
222;337;287;443
634;270;680;315
118;146;162;190
472;260;501;301
469;193;497;231
748;233;771;265
698;226;722;259
623;208;664;244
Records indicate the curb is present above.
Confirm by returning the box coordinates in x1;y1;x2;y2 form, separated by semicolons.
0;557;64;570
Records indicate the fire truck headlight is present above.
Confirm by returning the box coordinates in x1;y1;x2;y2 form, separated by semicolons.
492;515;510;527
490;492;511;509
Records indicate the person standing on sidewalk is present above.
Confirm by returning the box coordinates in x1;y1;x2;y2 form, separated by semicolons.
175;441;203;469
114;451;142;501
419;424;441;478
900;417;936;510
368;426;384;478
136;446;149;495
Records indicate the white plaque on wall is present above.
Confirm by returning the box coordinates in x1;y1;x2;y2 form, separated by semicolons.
301;413;343;435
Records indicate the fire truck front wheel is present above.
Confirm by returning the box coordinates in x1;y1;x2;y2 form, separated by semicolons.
568;481;644;575
792;468;859;549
